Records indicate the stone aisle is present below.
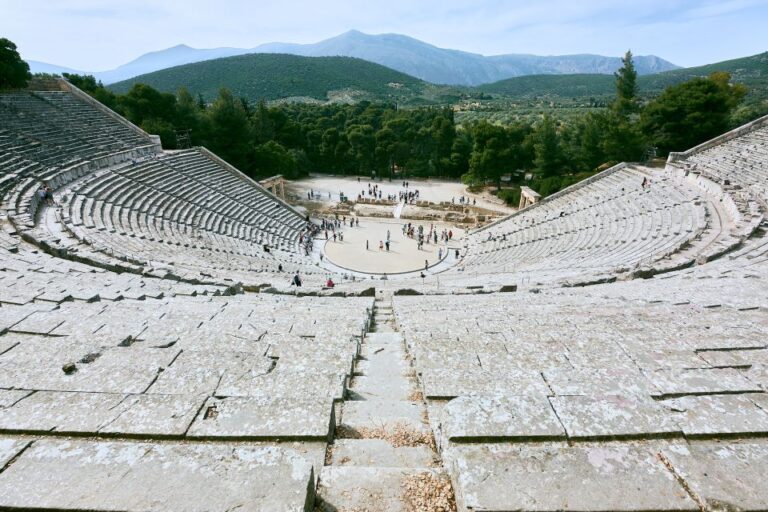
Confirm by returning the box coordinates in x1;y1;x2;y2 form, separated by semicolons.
316;291;456;511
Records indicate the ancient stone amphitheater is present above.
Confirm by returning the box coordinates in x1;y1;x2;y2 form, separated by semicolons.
1;79;767;511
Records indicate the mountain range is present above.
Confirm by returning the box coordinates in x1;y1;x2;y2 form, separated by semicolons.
27;30;679;86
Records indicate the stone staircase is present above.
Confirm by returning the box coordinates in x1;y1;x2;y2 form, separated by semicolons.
316;291;456;511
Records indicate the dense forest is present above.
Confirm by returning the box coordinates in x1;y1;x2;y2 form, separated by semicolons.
109;53;434;103
61;51;751;205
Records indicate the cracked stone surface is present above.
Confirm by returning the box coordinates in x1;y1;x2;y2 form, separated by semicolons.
660;394;768;436
0;439;316;511
442;395;565;441
662;440;768;511
421;367;550;399
446;441;697;511
187;396;334;439
646;368;761;397
549;394;682;439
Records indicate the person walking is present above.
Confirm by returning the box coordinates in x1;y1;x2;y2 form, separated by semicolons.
366;240;369;250
424;260;429;271
292;273;302;287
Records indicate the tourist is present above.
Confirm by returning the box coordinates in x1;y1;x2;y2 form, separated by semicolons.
448;230;453;240
455;249;460;259
278;264;283;272
333;233;337;242
424;260;429;271
386;230;390;242
379;241;384;251
291;273;302;287
385;240;390;251
366;240;369;250
438;248;443;260
326;277;335;288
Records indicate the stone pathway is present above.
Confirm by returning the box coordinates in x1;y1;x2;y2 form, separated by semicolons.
316;291;456;511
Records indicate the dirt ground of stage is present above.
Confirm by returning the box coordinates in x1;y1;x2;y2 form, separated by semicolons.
322;217;465;274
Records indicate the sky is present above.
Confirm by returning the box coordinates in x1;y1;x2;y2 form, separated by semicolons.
2;0;767;71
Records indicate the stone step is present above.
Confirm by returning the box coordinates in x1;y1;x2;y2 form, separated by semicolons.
316;466;450;512
365;332;403;344
330;439;437;468
357;346;409;377
348;373;414;401
341;400;428;432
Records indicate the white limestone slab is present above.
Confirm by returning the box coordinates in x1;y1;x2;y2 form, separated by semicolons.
0;391;126;434
149;350;272;395
66;346;181;394
341;400;427;432
0;439;315;511
0;438;30;467
646;368;761;397
0;389;32;408
663;441;768;511
661;394;768;436
217;368;346;401
544;368;656;396
330;439;437;468
99;393;206;436
421;368;550;399
746;364;768;390
549;394;682;439
448;442;696;511
187;396;334;440
697;348;768;368
442;395;565;441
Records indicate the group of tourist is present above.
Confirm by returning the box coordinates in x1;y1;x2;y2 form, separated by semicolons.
36;182;54;206
452;195;476;206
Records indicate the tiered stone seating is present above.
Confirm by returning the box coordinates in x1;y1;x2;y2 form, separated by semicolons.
52;149;320;284
3;79;768;511
1;80;322;288
443;164;711;287
394;284;768;511
0;271;373;509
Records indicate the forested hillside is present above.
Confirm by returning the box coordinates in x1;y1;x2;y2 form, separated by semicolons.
110;53;434;103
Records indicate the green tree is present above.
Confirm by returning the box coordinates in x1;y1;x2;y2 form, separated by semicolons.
533;116;565;178
251;141;300;179
0;38;31;90
613;50;639;116
602;112;646;163
119;83;177;126
63;73;119;111
205;88;254;170
640;72;747;154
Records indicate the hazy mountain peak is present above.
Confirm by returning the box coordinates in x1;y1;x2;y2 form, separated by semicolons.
27;30;681;86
